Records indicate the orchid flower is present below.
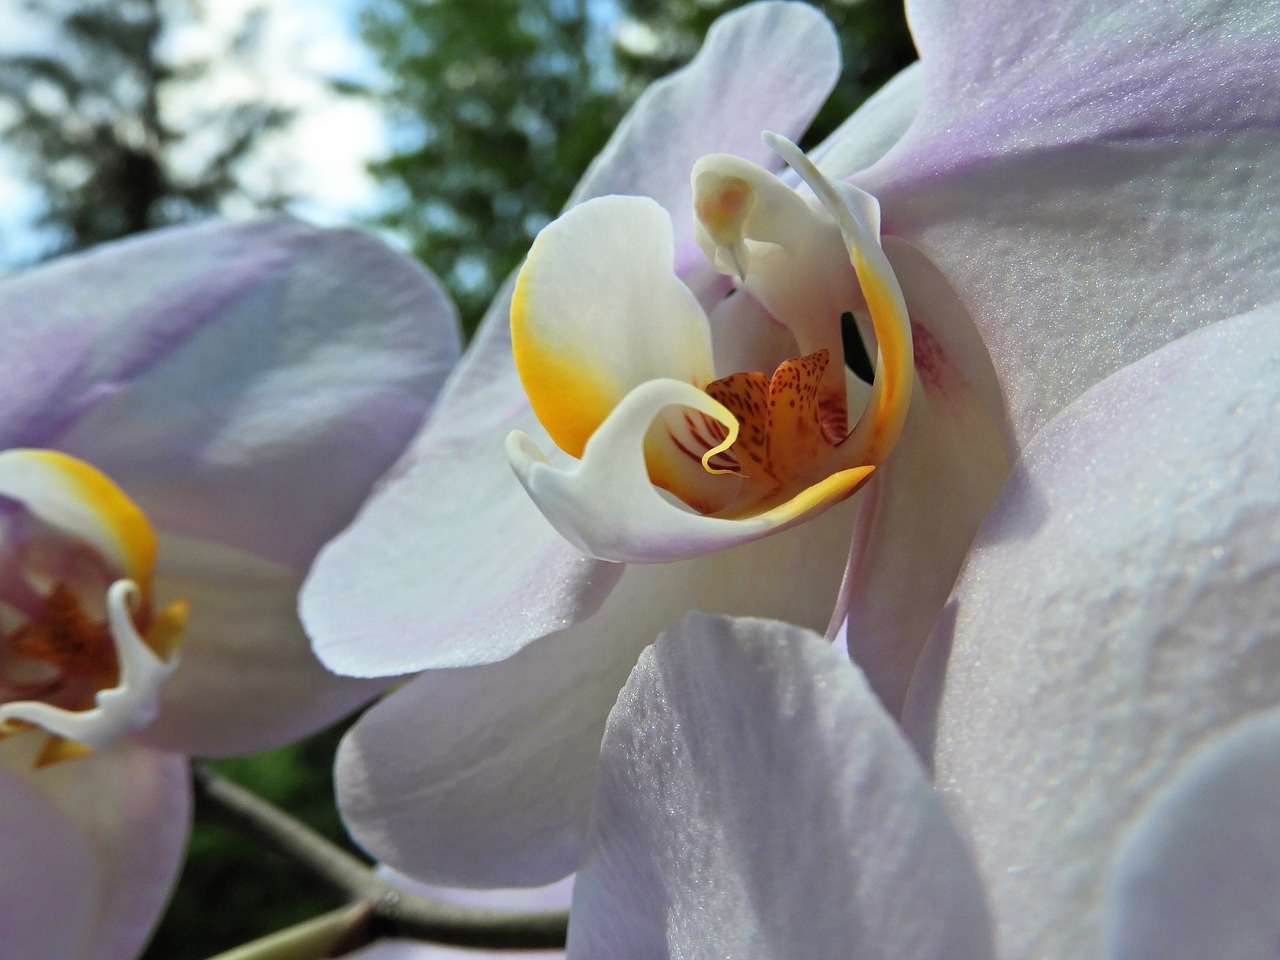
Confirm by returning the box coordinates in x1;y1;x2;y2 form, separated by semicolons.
566;300;1280;958
1;217;459;960
302;0;1278;894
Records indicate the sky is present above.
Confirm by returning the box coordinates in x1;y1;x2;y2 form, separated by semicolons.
0;0;390;268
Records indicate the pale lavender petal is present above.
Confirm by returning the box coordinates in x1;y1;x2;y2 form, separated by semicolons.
0;736;189;960
16;218;461;575
0;766;96;960
304;2;842;679
860;1;1280;439
136;533;388;756
1104;708;1280;960
568;613;992;960
337;505;855;886
906;303;1280;959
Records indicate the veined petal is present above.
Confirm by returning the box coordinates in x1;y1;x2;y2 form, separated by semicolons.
1103;708;1280;960
905;303;1280;959
508;378;872;564
512;196;714;458
0;736;188;960
0;764;96;960
0;450;155;589
569;614;993;960
337;504;854;887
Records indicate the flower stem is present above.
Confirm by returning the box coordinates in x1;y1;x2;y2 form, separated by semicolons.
193;764;569;954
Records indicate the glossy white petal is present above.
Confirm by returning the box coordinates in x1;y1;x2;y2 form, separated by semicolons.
137;533;388;756
304;1;843;678
511;196;714;458
0;736;188;960
905;303;1280;959
569;614;992;960
337;502;855;887
1104;708;1280;960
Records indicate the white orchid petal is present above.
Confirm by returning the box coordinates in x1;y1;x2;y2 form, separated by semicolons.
512;196;715;458
843;239;1010;716
336;508;854;888
569;614;993;960
571;1;841;245
1104;708;1280;960
865;1;1280;440
908;303;1280;958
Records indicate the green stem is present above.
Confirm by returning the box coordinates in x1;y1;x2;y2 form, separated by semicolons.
204;906;371;960
193;765;569;955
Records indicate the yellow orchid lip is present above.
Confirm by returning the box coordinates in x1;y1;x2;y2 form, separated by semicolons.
506;137;913;564
0;450;186;766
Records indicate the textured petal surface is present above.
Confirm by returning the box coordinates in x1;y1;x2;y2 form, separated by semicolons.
0;736;189;960
337;499;856;887
905;304;1280;959
304;1;842;677
863;0;1280;438
569;614;992;960
1104;708;1280;960
136;533;388;755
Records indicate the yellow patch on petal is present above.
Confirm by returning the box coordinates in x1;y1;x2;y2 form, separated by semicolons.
747;464;875;524
144;598;189;662
14;450;157;591
511;271;618;459
34;734;93;769
852;248;913;464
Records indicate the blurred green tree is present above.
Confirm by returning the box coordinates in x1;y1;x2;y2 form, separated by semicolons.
360;0;625;331
0;0;294;258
